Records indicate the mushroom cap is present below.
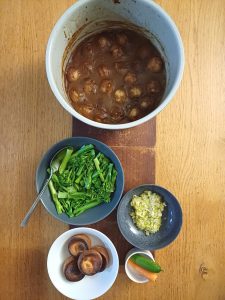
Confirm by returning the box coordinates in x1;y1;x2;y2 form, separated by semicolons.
124;72;137;85
110;45;124;58
128;107;140;121
71;234;92;248
147;80;161;94
78;249;103;276
110;105;125;122
68;234;91;257
147;56;163;72
129;86;142;98
63;256;85;282
116;33;128;46
100;79;113;94
98;36;111;49
66;67;80;82
91;246;109;272
139;96;155;111
114;88;127;104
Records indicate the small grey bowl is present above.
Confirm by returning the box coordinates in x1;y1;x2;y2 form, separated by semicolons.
36;137;124;226
117;184;182;250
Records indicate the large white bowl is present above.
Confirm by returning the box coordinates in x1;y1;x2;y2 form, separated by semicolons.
47;228;119;300
46;0;184;129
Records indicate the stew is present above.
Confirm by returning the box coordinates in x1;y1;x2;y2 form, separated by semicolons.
64;29;166;124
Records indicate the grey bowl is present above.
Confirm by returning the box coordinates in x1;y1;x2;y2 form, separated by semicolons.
117;184;182;250
36;137;124;225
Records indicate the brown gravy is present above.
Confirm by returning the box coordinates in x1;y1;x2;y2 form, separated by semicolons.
64;29;166;124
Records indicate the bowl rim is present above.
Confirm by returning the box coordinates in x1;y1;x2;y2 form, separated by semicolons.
36;136;124;225
47;227;119;299
45;0;185;130
117;183;183;250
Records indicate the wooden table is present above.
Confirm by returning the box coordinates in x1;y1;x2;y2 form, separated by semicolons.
1;1;225;299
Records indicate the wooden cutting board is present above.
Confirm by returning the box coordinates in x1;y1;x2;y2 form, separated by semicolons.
71;118;156;264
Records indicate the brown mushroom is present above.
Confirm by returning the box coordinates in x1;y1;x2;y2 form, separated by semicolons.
98;64;111;78
68;234;91;257
147;80;161;94
69;88;85;103
116;33;128;46
83;78;97;95
129;86;142;98
147;56;163;72
100;79;113;94
69;88;79;103
114;88;127;104
110;45;124;58
91;246;109;272
73;234;92;248
98;36;111;49
94;107;109;123
81;104;94;118
78;249;103;276
66;67;80;82
124;72;137;85
128;107;140;121
139;96;155;110
63;256;85;282
110;106;125;122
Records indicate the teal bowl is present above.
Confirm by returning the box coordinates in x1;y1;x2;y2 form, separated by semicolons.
36;137;124;225
117;184;182;250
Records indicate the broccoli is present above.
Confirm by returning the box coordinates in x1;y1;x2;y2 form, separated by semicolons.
59;148;73;174
47;144;117;217
48;180;64;214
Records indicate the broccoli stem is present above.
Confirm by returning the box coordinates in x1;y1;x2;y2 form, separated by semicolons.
58;191;68;199
72;144;94;157
76;164;85;176
68;192;89;199
59;148;73;174
48;180;64;214
94;157;104;182
74;199;102;216
75;173;83;184
85;165;94;190
111;169;117;192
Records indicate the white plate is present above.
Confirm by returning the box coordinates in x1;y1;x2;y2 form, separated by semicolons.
47;228;119;300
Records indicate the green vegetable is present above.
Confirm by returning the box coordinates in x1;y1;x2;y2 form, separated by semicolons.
72;144;94;157
130;254;162;273
48;180;64;214
47;144;117;218
74;199;102;216
59;148;73;174
94;157;104;182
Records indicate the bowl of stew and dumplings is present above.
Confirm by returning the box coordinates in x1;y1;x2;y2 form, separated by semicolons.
46;0;184;130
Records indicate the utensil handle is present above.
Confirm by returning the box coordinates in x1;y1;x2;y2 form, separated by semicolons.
20;176;51;227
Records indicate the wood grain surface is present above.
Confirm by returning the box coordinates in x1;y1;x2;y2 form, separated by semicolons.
1;1;225;300
72;119;156;264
